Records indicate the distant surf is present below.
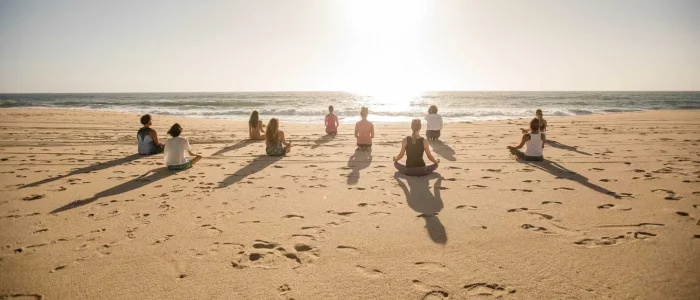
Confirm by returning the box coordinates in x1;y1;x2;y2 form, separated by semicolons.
1;91;698;123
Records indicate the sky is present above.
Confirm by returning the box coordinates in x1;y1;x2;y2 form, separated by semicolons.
0;0;698;93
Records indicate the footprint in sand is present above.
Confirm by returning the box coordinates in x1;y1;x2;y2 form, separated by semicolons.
554;187;575;191
507;208;528;212
467;185;487;189
282;214;304;219
510;189;533;192
521;224;547;232
542;201;562;205
463;282;515;297
327;210;356;216
522;180;540;183
597;204;615;209
528;212;553;220
0;294;44;299
414;262;447;271
599;179;617;182
355;265;384;278
336;245;360;254
412;280;449;299
456;205;477;210
22;194;45;201
676;211;689;217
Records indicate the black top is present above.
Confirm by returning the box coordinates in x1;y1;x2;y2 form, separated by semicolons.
405;135;426;168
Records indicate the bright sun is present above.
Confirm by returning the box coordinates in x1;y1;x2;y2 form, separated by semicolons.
338;0;433;99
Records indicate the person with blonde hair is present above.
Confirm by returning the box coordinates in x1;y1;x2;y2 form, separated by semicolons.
265;118;292;156
393;119;440;176
354;106;374;151
248;111;266;140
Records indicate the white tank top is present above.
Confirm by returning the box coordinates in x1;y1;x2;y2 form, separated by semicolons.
525;133;543;157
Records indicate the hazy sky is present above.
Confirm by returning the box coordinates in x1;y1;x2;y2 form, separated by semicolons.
0;0;698;93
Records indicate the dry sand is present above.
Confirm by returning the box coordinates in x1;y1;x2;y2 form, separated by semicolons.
0;108;698;300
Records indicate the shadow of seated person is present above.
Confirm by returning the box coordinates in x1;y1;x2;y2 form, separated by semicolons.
394;172;447;244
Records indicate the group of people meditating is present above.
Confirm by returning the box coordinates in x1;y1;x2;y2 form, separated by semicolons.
137;107;547;176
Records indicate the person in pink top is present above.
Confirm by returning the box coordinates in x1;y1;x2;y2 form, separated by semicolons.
325;105;339;135
354;106;374;151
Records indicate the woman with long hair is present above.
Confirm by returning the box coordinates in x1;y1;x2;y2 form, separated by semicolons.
393;119;440;176
265;118;292;156
249;111;266;140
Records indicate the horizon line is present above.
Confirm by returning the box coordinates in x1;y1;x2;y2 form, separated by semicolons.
1;90;699;94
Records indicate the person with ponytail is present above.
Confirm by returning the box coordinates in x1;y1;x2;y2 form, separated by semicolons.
393;119;440;176
249;111;266;140
265;118;292;156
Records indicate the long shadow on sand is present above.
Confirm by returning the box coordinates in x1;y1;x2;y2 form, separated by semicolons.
22;154;143;189
394;172;446;244
311;134;336;149
545;140;591;156
346;149;372;185
520;159;620;198
218;155;282;188
430;140;456;161
50;167;179;214
347;149;372;185
212;139;262;156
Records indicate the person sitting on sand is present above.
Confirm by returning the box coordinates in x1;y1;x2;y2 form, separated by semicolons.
425;105;443;141
137;114;165;155
521;109;547;134
509;118;545;161
249;111;266;140
265;118;292;156
355;107;374;151
393;119;441;176
164;123;202;171
325;105;339;135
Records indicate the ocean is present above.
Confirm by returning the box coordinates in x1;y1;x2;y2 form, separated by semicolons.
1;91;698;124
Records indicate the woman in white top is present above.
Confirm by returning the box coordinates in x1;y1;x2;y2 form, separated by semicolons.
424;105;443;141
508;118;545;161
164;123;202;171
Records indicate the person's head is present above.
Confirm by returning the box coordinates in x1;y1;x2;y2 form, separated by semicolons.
167;123;183;137
360;106;369;120
328;105;334;113
140;114;152;126
411;119;422;143
428;105;438;114
536;109;543;118
530;118;540;132
249;111;259;128
265;118;279;144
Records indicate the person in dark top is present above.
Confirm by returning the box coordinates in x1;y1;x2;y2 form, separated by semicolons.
393;119;440;176
137;114;164;155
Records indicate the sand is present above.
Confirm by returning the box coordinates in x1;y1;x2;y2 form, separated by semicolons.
0;108;698;300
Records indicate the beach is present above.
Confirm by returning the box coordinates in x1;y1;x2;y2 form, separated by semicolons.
0;108;698;299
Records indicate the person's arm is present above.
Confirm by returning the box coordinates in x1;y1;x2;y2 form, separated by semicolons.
508;134;530;149
393;138;408;162
279;131;290;146
354;123;360;138
324;116;329;127
259;121;265;133
541;120;547;132
541;133;546;149
334;115;339;128
185;139;200;157
369;123;374;139
149;129;162;145
439;115;444;130
424;139;440;165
